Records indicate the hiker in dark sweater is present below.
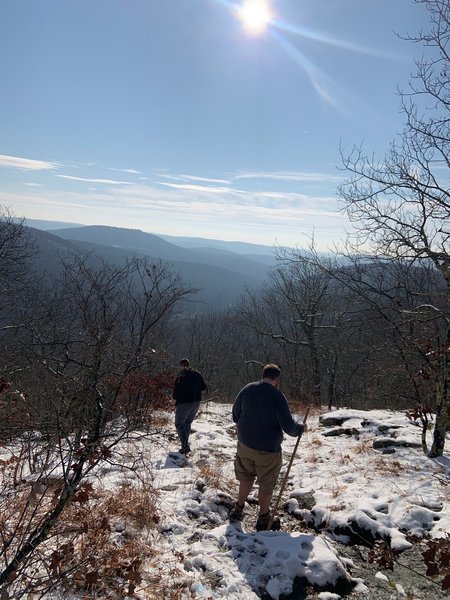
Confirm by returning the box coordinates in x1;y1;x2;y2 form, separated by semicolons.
230;363;306;531
172;358;206;454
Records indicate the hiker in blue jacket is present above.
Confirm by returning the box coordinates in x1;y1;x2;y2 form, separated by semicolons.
230;363;306;531
172;358;206;454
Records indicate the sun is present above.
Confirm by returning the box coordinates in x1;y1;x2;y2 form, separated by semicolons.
238;0;273;36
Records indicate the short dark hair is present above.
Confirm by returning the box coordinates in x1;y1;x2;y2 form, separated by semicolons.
262;363;281;380
180;358;190;368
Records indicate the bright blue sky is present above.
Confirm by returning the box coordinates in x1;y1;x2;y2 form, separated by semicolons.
0;0;427;249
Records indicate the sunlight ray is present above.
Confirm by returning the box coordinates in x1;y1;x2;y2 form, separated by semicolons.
271;30;342;111
213;1;398;59
272;17;400;60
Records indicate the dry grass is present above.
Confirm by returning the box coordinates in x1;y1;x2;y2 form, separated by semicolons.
197;462;223;489
102;482;160;529
330;482;347;499
353;438;373;454
303;449;323;464
308;434;324;447
372;456;403;476
197;458;235;492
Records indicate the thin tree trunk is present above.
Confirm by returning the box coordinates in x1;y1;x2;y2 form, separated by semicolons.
429;327;450;458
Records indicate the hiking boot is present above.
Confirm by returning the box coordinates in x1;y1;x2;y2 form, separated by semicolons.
229;502;245;522
256;511;281;531
179;445;191;455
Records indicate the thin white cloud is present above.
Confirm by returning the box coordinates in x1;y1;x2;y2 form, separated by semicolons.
183;174;230;184
0;154;59;171
157;181;232;194
109;167;141;175
157;173;231;185
235;170;343;183
56;174;132;185
25;182;43;187
112;183;342;216
159;170;338;186
180;174;231;185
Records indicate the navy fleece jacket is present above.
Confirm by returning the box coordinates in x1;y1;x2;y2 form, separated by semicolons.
232;380;304;453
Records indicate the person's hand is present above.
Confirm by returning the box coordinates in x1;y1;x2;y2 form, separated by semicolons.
302;423;308;434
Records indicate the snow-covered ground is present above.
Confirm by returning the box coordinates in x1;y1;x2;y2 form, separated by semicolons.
107;402;449;599
2;402;450;599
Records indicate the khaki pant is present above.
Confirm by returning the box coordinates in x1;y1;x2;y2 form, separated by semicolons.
234;440;282;496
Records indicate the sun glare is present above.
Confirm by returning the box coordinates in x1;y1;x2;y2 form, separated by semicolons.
238;0;272;35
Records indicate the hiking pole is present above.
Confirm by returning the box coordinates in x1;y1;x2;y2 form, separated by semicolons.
268;406;310;530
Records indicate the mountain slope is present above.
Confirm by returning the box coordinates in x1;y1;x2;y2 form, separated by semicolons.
50;226;272;280
159;233;279;256
25;227;262;308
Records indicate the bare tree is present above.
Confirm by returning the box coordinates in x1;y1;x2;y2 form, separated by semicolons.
339;0;450;456
0;206;35;327
0;254;192;595
0;207;33;281
238;250;341;406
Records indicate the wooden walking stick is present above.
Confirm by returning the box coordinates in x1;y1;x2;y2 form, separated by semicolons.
267;406;310;530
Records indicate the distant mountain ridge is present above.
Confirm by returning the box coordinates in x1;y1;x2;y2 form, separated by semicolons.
159;233;280;257
24;221;276;308
49;225;274;280
25;218;279;260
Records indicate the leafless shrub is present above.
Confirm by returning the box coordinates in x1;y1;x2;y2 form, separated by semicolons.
0;480;165;598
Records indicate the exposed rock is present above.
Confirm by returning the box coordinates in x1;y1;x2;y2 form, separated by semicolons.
381;448;396;455
361;418;377;428
377;424;402;433
289;490;316;510
373;438;422;449
210;491;234;509
361;419;403;433
330;541;445;600
319;415;351;427
323;427;360;437
195;478;206;492
332;519;380;547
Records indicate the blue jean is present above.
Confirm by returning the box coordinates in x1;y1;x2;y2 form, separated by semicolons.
175;401;200;449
